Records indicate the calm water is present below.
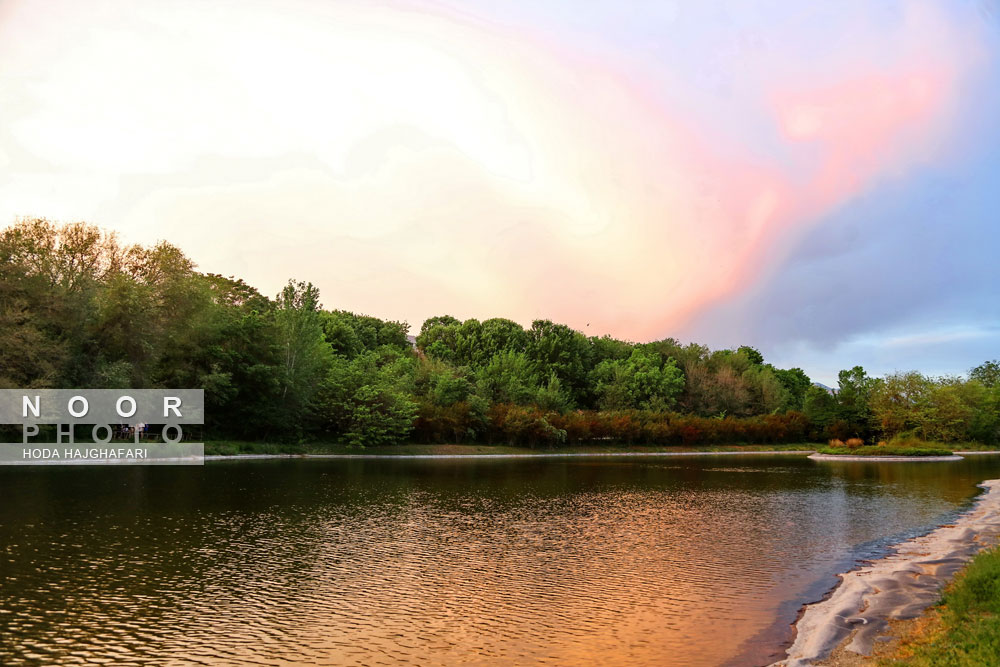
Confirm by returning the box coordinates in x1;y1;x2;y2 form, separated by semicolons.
3;454;1000;666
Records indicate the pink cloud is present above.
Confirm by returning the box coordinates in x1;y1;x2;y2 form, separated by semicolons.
0;1;985;342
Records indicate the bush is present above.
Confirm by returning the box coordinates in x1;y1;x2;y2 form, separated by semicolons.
412;400;488;443
828;439;845;448
487;404;567;448
845;437;864;449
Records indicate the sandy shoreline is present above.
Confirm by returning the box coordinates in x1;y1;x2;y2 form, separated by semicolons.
808;453;963;462
772;479;1000;666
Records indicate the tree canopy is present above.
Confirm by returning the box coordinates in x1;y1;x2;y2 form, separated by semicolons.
3;218;996;448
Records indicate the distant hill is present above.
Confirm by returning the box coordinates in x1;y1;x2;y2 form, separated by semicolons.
812;382;837;395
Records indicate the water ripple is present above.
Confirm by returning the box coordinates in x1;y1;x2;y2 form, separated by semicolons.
2;455;999;666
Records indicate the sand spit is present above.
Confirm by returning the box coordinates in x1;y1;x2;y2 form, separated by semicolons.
773;479;1000;667
808;453;963;462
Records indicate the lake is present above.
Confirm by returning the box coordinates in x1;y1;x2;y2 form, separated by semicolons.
3;454;1000;666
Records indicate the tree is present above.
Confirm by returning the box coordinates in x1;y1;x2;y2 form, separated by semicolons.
467;318;529;367
414;357;472;407
0;219;122;388
923;379;978;442
803;385;838;431
772;368;811;411
869;371;931;439
199;275;283;439
274;280;332;429
969;384;1000;445
416;315;461;363
589;335;634;368
737;346;764;365
742;364;790;415
592;348;685;410
321;311;364;358
475;350;539;405
836;366;878;437
312;347;417;447
526;319;591;404
5;216;997;450
534;374;574;413
970;360;1000;388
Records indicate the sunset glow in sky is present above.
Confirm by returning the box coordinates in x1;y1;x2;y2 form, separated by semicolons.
1;0;998;382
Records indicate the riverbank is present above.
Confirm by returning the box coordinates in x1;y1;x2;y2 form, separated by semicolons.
774;479;1000;666
877;544;1000;665
203;441;820;457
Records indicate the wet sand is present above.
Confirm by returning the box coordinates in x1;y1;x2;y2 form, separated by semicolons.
773;479;1000;666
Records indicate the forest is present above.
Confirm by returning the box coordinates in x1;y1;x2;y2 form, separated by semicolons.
2;219;998;448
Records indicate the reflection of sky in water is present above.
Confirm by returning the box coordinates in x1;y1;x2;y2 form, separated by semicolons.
2;455;1000;666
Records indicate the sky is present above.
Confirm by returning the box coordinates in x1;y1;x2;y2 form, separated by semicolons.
1;0;998;384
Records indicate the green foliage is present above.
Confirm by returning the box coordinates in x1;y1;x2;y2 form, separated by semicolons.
592;348;684;410
968;384;1000;445
489;404;568;448
816;446;953;457
414;357;472;407
803;385;837;429
274;280;333;429
742;364;790;415
4;218;996;450
415;314;461;362
867;372;996;444
589;335;634;366
321;312;364;358
475;350;539;405
772;367;811;411
970;360;1000;388
526;319;592;404
471;318;529;365
868;370;929;437
322;310;410;358
312;347;417;447
533;374;574;413
675;346;787;418
737;345;764;365
836;365;878;437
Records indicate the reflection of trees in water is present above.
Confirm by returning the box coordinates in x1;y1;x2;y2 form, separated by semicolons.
5;457;1000;665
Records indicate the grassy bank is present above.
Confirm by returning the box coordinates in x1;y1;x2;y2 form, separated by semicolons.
816;446;954;457
882;546;1000;666
953;442;1000;452
203;441;819;456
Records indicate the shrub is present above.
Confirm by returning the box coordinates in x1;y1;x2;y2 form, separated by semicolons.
845;438;864;449
828;420;853;441
412;405;816;448
828;439;845;448
487;404;568;447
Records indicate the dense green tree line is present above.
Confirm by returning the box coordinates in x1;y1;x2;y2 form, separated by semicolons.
802;365;1000;444
2;219;997;446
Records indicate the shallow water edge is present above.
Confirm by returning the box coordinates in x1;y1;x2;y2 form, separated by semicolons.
773;478;1000;667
